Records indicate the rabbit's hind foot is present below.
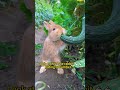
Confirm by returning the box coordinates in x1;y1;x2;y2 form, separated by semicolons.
39;66;46;74
57;68;64;74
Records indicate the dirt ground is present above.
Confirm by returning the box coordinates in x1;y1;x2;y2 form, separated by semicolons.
35;55;83;90
0;55;83;90
0;56;16;90
35;30;83;90
0;30;83;90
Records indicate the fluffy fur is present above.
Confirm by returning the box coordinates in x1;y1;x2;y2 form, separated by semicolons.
39;20;66;74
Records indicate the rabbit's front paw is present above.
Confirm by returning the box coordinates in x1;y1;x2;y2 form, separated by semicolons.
57;68;64;74
39;66;46;74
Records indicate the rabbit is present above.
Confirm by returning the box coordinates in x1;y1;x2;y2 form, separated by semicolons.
39;20;66;74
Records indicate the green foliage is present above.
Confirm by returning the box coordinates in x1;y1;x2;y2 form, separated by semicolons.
35;44;43;55
0;62;8;70
35;44;43;50
43;27;48;35
85;37;120;87
35;0;83;36
73;58;85;68
35;0;54;29
51;0;82;36
64;43;85;87
20;2;33;22
94;78;120;90
85;0;120;87
76;71;85;87
0;0;11;9
35;0;85;88
0;42;17;56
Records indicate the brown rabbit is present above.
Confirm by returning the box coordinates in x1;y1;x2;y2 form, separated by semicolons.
39;20;66;74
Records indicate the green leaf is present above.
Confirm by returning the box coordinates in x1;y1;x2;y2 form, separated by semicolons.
93;78;120;90
73;58;85;68
20;2;32;22
35;0;54;29
35;44;43;50
0;42;17;56
35;44;43;55
0;62;8;70
43;27;48;35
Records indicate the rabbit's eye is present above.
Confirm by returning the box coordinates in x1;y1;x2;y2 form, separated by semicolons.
53;28;56;31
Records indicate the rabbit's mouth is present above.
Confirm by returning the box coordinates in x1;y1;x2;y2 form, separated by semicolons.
56;35;63;41
49;35;60;42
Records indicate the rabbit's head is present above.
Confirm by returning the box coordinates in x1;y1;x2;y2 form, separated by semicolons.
44;20;66;41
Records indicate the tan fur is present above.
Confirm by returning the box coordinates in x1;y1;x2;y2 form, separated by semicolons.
39;20;66;74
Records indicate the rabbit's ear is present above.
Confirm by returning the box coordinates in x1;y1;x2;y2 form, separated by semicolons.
49;20;55;25
43;21;51;30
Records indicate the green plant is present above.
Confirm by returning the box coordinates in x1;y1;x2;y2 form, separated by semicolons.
20;1;33;22
35;0;85;88
51;0;82;36
60;17;85;44
0;42;17;56
71;58;85;87
0;0;11;9
0;62;8;70
35;44;43;55
73;58;85;68
35;0;54;29
94;78;120;90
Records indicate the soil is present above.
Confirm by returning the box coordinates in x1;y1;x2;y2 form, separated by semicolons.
0;29;83;90
0;55;83;90
35;30;83;90
35;65;83;90
0;56;17;90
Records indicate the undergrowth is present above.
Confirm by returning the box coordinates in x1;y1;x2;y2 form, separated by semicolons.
35;0;85;88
